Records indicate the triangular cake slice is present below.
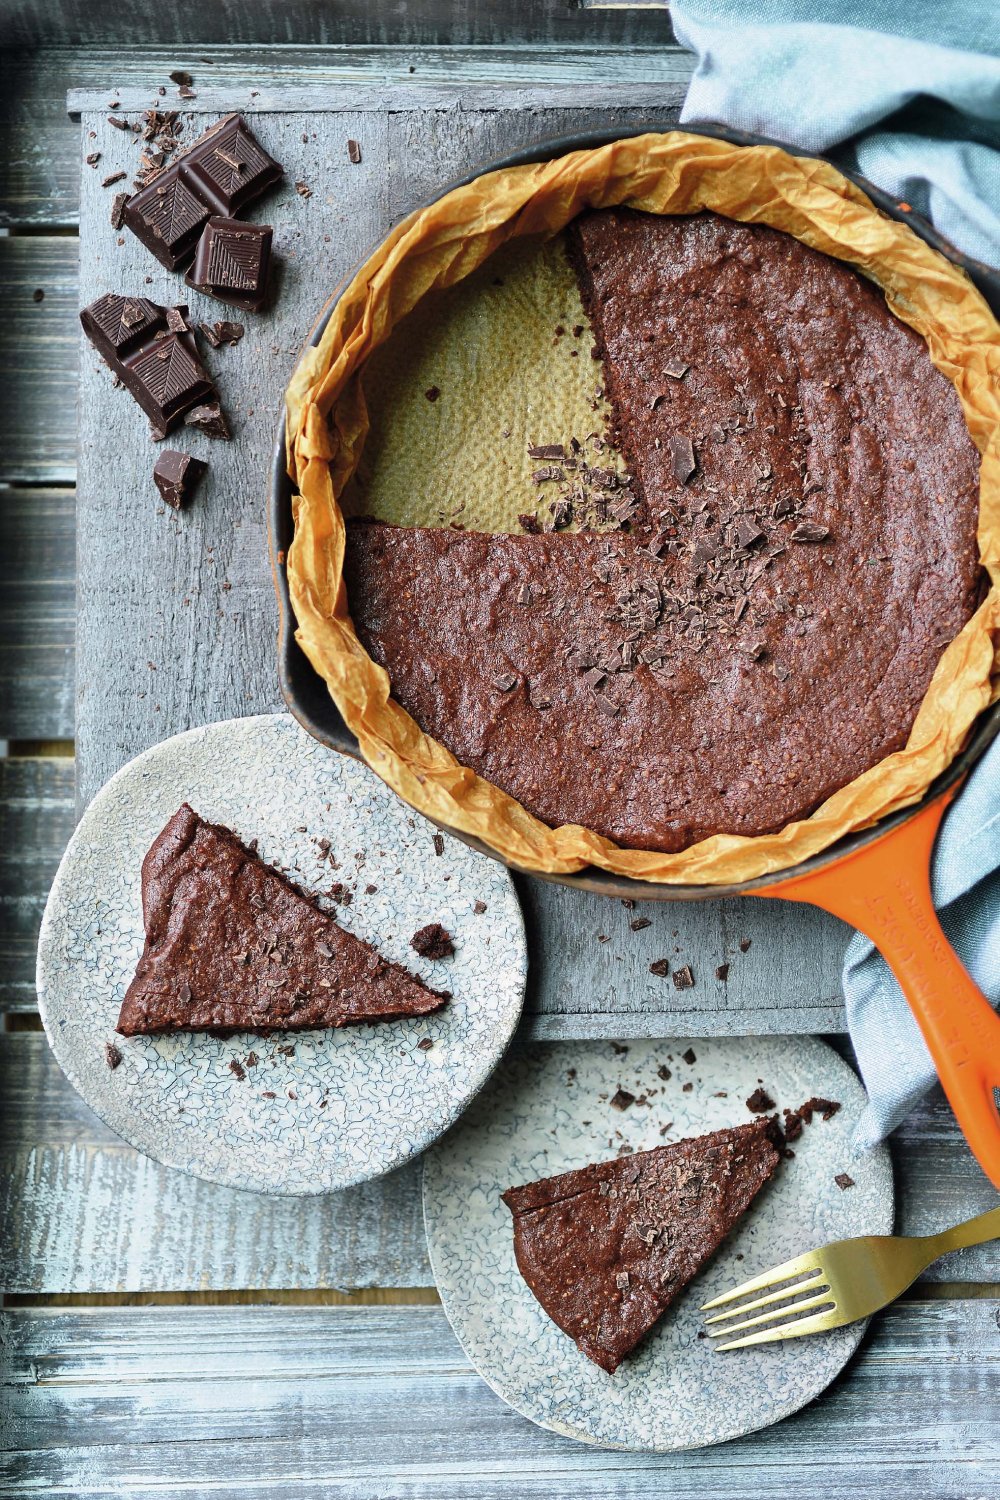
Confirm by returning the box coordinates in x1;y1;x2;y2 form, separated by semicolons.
502;1118;780;1372
117;804;449;1036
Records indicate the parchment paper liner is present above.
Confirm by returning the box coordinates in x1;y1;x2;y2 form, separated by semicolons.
285;131;1000;885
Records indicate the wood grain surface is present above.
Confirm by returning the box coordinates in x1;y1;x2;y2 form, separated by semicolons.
2;1032;997;1294
4;1300;999;1497
0;492;76;743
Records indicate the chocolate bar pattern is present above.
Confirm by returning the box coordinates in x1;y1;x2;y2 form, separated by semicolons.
80;294;217;436
186;218;273;311
124;114;283;271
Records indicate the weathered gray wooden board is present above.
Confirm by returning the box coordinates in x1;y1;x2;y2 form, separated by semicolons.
3;1301;999;1497
0;490;75;742
2;45;692;226
3;1033;997;1293
0;238;78;486
72;88;854;1037
0;760;75;1012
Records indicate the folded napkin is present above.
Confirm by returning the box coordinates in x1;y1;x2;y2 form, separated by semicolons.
669;0;1000;265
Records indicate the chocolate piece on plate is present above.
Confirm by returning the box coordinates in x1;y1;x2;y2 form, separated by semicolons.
117;804;451;1036
80;293;217;436
186;217;272;311
123;112;282;270
502;1118;781;1372
153;449;207;509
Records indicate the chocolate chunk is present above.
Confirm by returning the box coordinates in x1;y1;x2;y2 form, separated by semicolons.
799;1095;841;1123
834;1172;855;1190
492;671;518;692
410;923;455;960
107;114;131;131
169;69;193;85
32;289;44;303
80;293;217;435
782;1107;804;1142
673;967;695;991
734;518;764;550
186;217;272;312
681;1047;696;1065
424;386;440;402
518;513;542;534
165;305;188;333
630;917;651;931
417;1036;434;1050
124;113;282;270
670;434;696;484
104;1041;123;1070
531;465;564;483
527;443;565;460
593;691;619;718
347;138;362;164
432;833;445;856
102;170;127;188
178;85;197;100
610;1088;636;1111
664;357;689;379
86;151;101;166
110;191;130;230
229;1058;246;1080
153;449;207;509
657;1065;671;1081
715;963;729;981
790;520;830;542
198;319;245;347
295;180;312;198
745;1087;775;1113
739;937;752;953
184;401;231;439
649;958;670;978
473;900;487;914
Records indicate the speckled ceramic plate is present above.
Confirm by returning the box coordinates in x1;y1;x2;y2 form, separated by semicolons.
423;1036;892;1451
37;713;526;1195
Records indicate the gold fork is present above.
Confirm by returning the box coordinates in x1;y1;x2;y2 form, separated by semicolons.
701;1204;1000;1349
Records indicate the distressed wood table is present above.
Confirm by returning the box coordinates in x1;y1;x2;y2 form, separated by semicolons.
1;34;998;1499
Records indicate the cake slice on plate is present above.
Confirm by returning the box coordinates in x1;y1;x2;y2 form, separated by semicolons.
117;804;449;1036
502;1118;780;1372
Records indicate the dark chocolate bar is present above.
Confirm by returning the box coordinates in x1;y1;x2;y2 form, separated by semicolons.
80;294;218;437
123;113;283;271
185;217;273;312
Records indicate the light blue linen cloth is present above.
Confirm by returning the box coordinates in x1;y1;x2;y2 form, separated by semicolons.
669;0;1000;264
669;0;1000;1143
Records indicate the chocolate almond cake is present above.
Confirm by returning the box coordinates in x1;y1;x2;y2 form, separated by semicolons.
117;804;449;1035
502;1118;781;1372
344;209;981;852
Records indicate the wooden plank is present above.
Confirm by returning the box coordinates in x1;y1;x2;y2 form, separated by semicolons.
3;1033;997;1293
2;47;691;227
0;489;75;742
0;760;76;1014
7;4;678;52
72;89;855;1037
0;238;78;487
3;1301;999;1496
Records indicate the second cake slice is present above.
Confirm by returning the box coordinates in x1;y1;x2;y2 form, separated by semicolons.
117;804;450;1036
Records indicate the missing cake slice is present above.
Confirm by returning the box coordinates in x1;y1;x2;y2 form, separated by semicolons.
117;804;449;1036
502;1118;780;1372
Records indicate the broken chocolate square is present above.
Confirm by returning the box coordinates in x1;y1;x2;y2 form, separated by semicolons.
153;449;207;509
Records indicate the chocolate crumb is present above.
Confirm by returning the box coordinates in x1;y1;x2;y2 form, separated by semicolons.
169;69;193;85
432;833;445;857
682;1081;693;1092
681;1047;697;1065
715;962;729;981
630;917;651;931
834;1172;855;1190
347;138;362;164
184;401;231;440
198;320;244;348
673;966;695;991
110;191;130;229
417;1037;434;1051
295;180;312;197
800;1096;841;1122
664;357;689;379
411;923;454;960
473;900;487;914
424;386;441;403
670;434;696;484
782;1107;804;1142
102;170;127;188
649;958;670;978
104;1041;123;1071
492;671;518;692
739;937;752;953
229;1058;246;1080
657;1065;671;1082
610;1088;636;1111
790;520;830;543
746;1087;775;1113
518;513;542;534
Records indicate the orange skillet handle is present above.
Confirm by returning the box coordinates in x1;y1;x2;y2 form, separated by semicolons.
758;783;1000;1190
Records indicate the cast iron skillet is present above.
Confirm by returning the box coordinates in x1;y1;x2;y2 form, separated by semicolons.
268;124;1000;1184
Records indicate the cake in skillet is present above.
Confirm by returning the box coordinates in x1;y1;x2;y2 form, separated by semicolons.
117;804;449;1035
343;209;981;853
502;1118;781;1372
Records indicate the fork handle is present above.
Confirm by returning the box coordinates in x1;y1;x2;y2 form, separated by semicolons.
927;1204;1000;1256
760;785;1000;1190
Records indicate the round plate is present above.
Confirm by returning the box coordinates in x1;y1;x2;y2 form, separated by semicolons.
422;1036;892;1451
37;713;526;1195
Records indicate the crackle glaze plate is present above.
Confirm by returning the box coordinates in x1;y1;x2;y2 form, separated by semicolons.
37;713;526;1195
423;1036;892;1451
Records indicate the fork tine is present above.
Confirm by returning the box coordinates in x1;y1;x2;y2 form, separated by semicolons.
699;1249;823;1310
704;1289;836;1339
714;1306;843;1350
703;1270;827;1325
